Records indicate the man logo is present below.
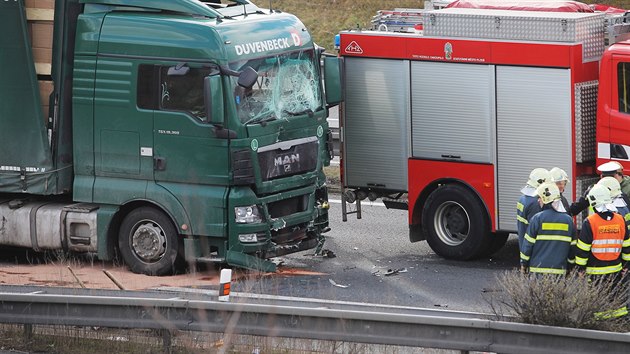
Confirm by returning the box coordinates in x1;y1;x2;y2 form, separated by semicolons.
275;154;300;173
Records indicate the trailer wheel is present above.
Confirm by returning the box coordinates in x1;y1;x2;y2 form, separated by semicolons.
118;207;181;276
422;184;490;260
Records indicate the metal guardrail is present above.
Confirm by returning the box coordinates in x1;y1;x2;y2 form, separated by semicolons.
0;288;629;353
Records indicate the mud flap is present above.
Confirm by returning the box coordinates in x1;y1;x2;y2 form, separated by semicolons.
226;250;277;272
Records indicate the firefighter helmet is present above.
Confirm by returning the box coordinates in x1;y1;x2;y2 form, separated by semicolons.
597;176;622;198
549;167;569;183
587;184;613;208
536;182;560;205
527;168;550;188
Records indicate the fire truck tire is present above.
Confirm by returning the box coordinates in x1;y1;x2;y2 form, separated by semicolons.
422;184;490;260
480;232;509;257
118;207;183;276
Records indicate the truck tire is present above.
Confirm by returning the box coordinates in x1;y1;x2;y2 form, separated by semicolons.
422;184;490;260
481;232;509;257
118;207;181;276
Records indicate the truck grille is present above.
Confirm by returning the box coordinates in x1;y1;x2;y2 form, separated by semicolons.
268;195;308;219
257;138;318;181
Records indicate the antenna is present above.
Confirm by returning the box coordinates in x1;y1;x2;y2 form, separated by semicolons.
243;3;247;16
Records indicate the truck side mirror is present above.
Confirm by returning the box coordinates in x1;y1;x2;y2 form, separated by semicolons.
204;75;224;125
238;66;258;88
323;56;343;107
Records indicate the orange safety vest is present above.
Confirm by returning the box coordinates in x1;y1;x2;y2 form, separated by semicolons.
588;213;625;261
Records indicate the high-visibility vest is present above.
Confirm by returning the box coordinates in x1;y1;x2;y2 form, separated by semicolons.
587;213;625;261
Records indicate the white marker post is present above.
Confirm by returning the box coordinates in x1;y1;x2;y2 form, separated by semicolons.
218;268;232;302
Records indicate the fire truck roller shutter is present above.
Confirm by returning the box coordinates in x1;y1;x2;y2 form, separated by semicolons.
496;66;572;231
343;57;409;192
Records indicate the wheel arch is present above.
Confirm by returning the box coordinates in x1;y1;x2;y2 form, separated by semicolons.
410;178;491;242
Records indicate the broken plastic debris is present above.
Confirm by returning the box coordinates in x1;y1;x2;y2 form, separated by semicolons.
434;304;448;308
329;279;349;288
320;249;336;258
384;268;408;276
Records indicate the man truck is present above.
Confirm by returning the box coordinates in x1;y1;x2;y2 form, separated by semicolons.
0;0;342;275
337;1;630;260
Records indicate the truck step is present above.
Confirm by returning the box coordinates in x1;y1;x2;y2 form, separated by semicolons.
382;198;408;210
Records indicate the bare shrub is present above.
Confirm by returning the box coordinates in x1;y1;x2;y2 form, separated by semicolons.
486;270;630;332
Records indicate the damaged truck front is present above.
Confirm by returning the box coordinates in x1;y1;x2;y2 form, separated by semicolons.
0;0;343;275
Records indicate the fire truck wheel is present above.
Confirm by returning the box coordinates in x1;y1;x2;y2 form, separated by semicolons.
422;184;490;260
480;232;509;257
118;207;182;276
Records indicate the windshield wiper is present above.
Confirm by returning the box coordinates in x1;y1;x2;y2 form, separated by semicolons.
244;114;277;125
283;108;314;117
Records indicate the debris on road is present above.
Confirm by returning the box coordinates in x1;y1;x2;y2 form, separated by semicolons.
329;279;349;288
434;304;448;308
384;268;408;276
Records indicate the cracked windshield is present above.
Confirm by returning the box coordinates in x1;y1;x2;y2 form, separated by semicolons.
232;49;322;124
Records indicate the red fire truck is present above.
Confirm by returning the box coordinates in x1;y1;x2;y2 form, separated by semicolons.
338;2;630;260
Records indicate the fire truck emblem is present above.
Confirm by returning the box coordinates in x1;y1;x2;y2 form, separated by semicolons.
444;42;453;60
345;41;363;54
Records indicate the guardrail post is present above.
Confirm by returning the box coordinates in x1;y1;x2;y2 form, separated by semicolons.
160;329;172;353
23;323;32;343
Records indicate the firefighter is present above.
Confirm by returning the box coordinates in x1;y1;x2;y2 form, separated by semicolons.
598;176;630;232
575;184;630;318
550;167;570;213
568;161;629;216
520;182;576;275
597;161;630;205
517;168;550;253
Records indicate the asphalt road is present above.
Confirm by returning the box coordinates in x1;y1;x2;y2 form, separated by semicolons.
233;195;521;313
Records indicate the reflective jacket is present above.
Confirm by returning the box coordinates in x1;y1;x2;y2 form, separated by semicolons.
576;211;630;275
517;194;542;252
520;206;576;274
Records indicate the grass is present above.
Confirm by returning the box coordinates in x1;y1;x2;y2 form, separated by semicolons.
269;0;630;54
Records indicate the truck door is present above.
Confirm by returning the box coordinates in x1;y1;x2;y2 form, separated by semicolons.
93;59;154;197
606;56;630;162
149;64;229;185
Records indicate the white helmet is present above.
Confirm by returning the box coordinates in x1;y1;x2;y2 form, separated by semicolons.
527;168;550;188
549;167;569;183
597;176;622;198
536;182;560;205
587;184;613;208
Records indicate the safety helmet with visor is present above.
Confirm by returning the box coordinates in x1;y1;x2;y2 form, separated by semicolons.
527;168;550;188
536;182;560;205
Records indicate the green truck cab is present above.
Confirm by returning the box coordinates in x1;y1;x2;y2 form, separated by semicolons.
0;0;342;275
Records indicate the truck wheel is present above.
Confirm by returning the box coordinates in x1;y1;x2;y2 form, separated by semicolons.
481;232;509;257
118;207;181;276
422;184;490;260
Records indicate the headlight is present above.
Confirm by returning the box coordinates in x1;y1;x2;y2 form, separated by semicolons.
239;233;260;243
235;205;263;224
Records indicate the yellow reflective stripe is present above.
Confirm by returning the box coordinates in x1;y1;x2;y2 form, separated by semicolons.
577;239;591;252
623;253;630;261
625;214;630;221
575;256;588;266
520;252;530;261
571;239;577;246
567;258;575;264
594;306;628;320
536;235;572;242
529;267;566;275
542;223;569;231
517;202;524;212
517;215;529;225
524;234;536;244
623;239;630;247
586;263;623;275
